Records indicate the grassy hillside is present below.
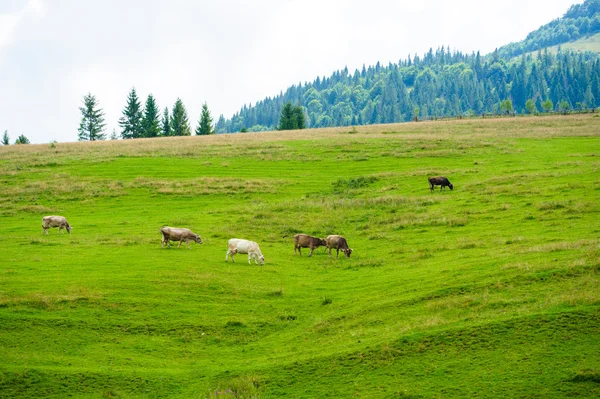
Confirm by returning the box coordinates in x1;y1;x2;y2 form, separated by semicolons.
1;115;599;398
535;32;600;54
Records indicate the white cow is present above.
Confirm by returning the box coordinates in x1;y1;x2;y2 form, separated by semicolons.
42;216;72;235
225;238;265;265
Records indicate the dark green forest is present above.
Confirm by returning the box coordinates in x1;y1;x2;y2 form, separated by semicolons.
217;0;600;133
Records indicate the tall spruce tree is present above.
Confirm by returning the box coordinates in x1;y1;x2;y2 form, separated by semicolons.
278;102;295;130
2;130;9;145
278;102;306;130
141;94;161;138
171;99;191;136
119;87;143;139
293;104;306;129
78;93;106;141
195;103;215;135
162;107;172;137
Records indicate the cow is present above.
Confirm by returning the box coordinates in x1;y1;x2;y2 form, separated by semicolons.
325;235;353;258
226;238;265;265
42;216;72;235
428;176;453;192
293;234;327;257
160;226;203;249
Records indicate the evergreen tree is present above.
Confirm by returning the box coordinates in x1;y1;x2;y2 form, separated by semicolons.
195;103;215;135
141;94;161;138
278;102;306;130
15;134;30;144
119;87;143;139
171;98;191;136
78;93;106;141
293;104;306;129
2;130;9;145
110;129;118;140
162;107;172;137
278;102;296;130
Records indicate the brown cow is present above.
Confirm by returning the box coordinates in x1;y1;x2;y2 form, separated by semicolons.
293;234;327;257
325;235;353;258
428;176;453;192
160;226;203;249
42;216;72;234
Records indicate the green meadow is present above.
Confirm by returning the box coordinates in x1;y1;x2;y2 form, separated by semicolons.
1;115;599;398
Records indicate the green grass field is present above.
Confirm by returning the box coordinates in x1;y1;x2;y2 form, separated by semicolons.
1;115;599;398
533;32;600;54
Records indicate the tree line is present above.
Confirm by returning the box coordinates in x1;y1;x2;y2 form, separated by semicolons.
216;47;600;133
77;88;215;141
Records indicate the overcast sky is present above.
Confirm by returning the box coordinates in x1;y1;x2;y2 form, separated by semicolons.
0;0;582;143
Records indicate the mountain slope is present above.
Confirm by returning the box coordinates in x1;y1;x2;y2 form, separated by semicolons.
218;0;600;133
498;0;600;58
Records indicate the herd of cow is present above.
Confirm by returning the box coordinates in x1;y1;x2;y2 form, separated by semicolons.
40;217;353;267
40;177;453;266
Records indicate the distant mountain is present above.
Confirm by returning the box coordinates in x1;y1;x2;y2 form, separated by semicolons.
498;0;600;58
217;0;600;133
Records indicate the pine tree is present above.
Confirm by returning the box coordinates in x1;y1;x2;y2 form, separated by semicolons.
15;134;30;144
110;129;118;140
119;87;143;139
162;107;172;137
278;102;305;130
2;130;9;145
278;102;295;130
78;93;106;141
171;98;191;136
293;104;306;129
195;103;215;135
141;94;161;138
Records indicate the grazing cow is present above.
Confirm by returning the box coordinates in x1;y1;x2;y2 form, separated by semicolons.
42;216;72;235
226;238;265;265
428;176;453;192
160;226;203;249
293;234;327;257
325;235;353;258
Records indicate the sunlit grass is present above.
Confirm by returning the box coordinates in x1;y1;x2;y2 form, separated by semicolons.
0;114;599;398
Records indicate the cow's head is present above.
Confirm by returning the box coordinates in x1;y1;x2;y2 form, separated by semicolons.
343;248;353;258
258;255;265;265
448;183;454;190
66;225;72;234
319;239;327;247
195;235;203;244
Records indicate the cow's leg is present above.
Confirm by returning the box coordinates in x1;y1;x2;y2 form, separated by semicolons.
430;184;434;192
336;248;340;258
308;247;314;257
327;247;332;257
297;246;302;256
226;250;236;262
178;239;182;248
187;240;192;249
248;254;252;264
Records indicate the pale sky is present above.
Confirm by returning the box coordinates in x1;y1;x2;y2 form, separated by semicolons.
0;0;582;143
